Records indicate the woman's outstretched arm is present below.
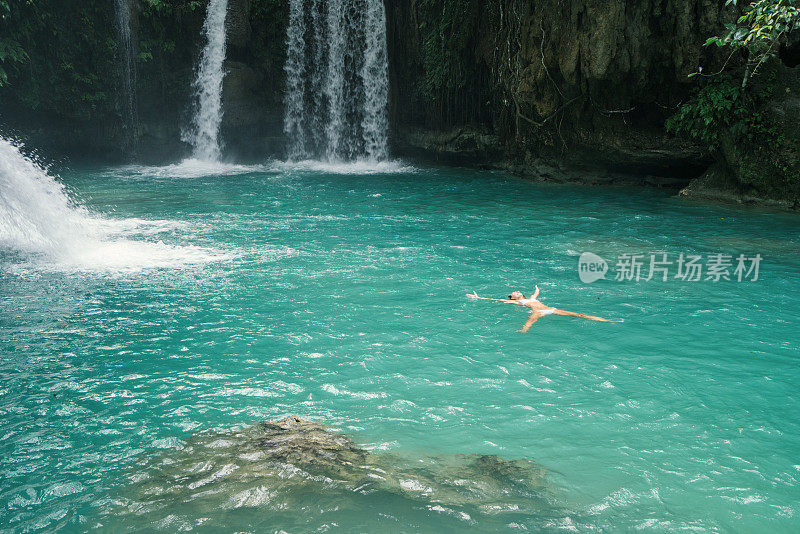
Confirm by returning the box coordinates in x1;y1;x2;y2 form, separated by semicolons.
532;285;540;299
466;292;517;304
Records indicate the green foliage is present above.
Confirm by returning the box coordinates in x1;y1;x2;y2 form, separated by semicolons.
698;0;799;87
676;0;798;190
0;37;26;86
142;0;203;12
410;0;498;127
0;0;27;86
709;0;799;50
666;80;743;149
666;76;781;150
0;1;117;116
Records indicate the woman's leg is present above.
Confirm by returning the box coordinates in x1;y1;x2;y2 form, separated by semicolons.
554;309;622;323
519;312;543;332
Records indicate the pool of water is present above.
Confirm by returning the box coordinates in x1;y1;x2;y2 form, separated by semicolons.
1;161;799;532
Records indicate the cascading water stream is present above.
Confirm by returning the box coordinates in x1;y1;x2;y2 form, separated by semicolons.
114;0;138;158
184;0;229;162
360;0;389;161
323;0;346;161
283;0;389;162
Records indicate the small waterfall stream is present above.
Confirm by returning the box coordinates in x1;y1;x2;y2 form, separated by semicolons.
284;0;389;162
114;0;138;158
184;0;229;162
284;0;307;161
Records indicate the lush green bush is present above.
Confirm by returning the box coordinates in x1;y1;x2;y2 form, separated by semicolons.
666;79;744;149
417;0;474;103
666;72;783;147
0;0;27;86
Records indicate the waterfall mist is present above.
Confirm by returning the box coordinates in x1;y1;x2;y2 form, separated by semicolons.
184;0;229;162
114;0;138;158
283;0;389;162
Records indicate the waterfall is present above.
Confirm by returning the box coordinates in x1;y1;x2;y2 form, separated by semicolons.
309;0;327;155
283;0;390;162
184;0;229;162
114;0;138;158
360;0;389;161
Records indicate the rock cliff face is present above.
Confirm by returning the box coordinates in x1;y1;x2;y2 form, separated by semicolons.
220;0;286;161
385;0;723;183
384;0;799;205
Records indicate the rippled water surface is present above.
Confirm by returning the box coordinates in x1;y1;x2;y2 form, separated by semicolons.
1;163;799;532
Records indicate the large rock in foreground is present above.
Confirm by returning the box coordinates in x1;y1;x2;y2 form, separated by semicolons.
105;417;558;531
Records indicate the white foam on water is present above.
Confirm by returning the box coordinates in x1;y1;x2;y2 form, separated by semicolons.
31;240;234;274
0;138;231;273
115;159;271;179
273;159;415;175
96;217;192;236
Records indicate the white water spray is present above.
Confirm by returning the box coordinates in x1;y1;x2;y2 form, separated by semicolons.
323;0;346;160
184;0;229;162
283;0;390;162
0;139;94;257
0;138;227;271
309;0;327;155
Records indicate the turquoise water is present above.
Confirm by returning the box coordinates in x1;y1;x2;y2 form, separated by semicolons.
1;162;799;532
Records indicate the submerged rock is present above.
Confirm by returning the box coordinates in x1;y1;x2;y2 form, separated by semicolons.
107;417;557;531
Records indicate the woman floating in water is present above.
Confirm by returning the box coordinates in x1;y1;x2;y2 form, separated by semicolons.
467;285;623;332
